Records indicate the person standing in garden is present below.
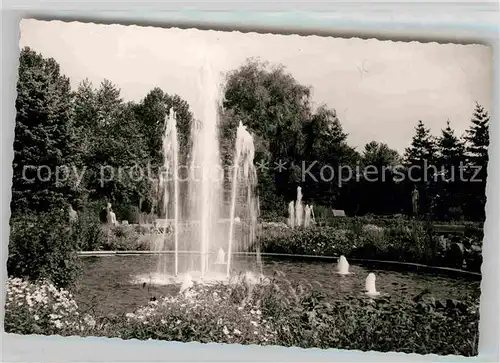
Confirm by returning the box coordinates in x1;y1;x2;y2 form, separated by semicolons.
412;185;419;218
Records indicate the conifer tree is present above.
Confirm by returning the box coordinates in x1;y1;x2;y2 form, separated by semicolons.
11;47;78;213
463;102;490;220
403;120;438;217
435;120;465;220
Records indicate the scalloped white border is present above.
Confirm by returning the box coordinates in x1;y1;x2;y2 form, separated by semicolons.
2;4;499;363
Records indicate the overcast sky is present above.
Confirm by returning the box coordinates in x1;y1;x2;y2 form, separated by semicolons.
19;19;492;154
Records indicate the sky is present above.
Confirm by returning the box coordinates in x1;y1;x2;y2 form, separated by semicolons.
19;19;493;154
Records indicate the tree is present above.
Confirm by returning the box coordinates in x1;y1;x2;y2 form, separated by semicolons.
11;47;79;213
363;141;401;168
222;59;357;213
302;105;355;207
463;103;490;221
351;142;402;215
222;59;313;212
403;120;438;217
435;120;466;220
134;88;194;169
72;79;150;215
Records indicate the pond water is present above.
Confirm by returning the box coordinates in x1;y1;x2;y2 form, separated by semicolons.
73;255;481;316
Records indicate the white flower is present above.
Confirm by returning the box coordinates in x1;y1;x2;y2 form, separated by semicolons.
254;331;258;335
34;315;40;321
53;320;63;329
233;329;242;335
250;321;258;327
125;313;135;319
223;326;230;335
83;315;96;327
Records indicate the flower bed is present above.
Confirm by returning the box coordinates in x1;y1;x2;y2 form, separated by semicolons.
4;276;479;356
259;223;483;273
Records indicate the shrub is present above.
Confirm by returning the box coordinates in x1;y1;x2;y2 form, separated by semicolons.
113;204;141;224
260;225;352;256
72;208;106;251
4;276;479;356
259;220;482;270
4;277;99;336
101;225;140;251
8;209;82;288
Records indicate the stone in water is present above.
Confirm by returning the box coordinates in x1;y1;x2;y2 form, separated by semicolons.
337;255;350;275
365;273;380;297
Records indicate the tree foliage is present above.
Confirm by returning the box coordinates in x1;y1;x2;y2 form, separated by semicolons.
11;49;491;224
11;47;79;213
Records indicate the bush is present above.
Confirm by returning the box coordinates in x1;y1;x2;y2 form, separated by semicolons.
259;220;482;270
8;209;82;288
260;225;352;256
113;204;141;224
4;276;479;356
4;277;97;335
72;208;106;251
101;225;140;251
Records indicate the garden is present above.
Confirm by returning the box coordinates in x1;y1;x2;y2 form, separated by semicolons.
5;208;482;356
5;46;488;357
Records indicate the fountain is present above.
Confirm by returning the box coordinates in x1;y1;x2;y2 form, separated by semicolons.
365;273;380;296
295;186;304;227
137;58;260;286
304;205;312;228
158;107;180;277
287;201;295;228
337;255;350;275
180;273;193;294
227;121;258;278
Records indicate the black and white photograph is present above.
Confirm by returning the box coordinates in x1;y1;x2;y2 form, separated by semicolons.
4;19;492;357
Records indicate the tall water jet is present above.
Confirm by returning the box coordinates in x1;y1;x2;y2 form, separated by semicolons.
139;54;261;285
287;201;295;228
159;108;180;276
365;273;380;296
227;121;258;278
337;255;350;275
304;205;312;228
188;58;224;278
295;186;304;227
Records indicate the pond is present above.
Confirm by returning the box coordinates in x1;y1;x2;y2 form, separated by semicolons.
73;255;481;316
